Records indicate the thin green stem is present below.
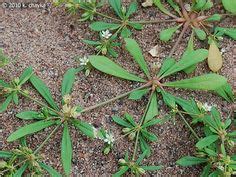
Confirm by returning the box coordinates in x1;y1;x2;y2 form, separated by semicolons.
0;159;28;175
19;91;62;116
80;82;151;113
178;111;200;140
132;19;177;24
94;11;122;22
34;123;61;154
132;91;155;161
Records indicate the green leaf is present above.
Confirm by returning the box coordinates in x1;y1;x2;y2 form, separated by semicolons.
7;120;56;142
194;28;206;40
126;2;137;17
196;135;219;149
39;162;62;177
83;40;101;45
145;93;158;122
112;116;133;128
89;55;145;82
61;68;76;97
124;113;136;127
0;151;13;158
163;74;227;91
176;156;207;166
210;107;222;129
0;95;12;113
215;27;236;40
206;14;222;22
167;0;181;14
71;119;95;138
200;164;212;177
160;49;208;78
125;38;150;78
121;27;132;38
160;25;181;42
109;0;123;18
128;22;143;30
16;111;43;120
157;58;176;77
19;67;33;85
141;165;162;171
161;90;176;108
61;123;72;176
222;0;236;13
112;166;129;177
154;0;176;17
139;136;151;156
192;0;207;11
13;163;28;177
12;92;19;105
129;88;149;100
30;74;59;110
215;83;234;102
89;22;120;31
142;119;162;128
141;130;158;142
136;150;148;164
0;79;9;87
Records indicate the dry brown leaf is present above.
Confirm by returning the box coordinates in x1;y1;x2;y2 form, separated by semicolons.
142;0;153;7
207;42;223;72
149;45;159;57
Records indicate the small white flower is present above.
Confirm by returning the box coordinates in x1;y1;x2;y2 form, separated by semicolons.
103;133;114;145
79;56;89;66
202;103;212;112
220;48;226;54
101;30;112;39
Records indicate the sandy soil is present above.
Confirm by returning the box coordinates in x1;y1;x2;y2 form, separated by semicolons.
0;0;235;176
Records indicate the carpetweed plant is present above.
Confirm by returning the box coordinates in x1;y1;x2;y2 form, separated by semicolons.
1;1;235;176
176;107;236;177
0;138;62;176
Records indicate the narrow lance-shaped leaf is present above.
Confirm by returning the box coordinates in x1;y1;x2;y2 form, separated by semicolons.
30;74;59;110
129;88;149;100
89;55;146;82
71;119;95;138
61;68;76;97
176;156;208;166
144;93;158;122
39;162;62;177
89;22;120;31
7;120;56;142
160;25;181;42
160;49;208;78
61;123;72;176
16;111;43;120
19;67;33;85
153;0;177;18
0;95;12;113
163;74;227;91
108;0;122;18
125;38;150;78
13;163;28;177
0;151;13;158
112;166;129;177
215;83;234;102
157;58;176;77
196;135;219;149
126;2;138;17
215;27;236;40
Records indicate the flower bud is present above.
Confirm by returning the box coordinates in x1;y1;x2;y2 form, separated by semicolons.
101;47;107;55
0;161;7;168
122;128;131;133
103;146;110;155
128;132;136;141
118;159;126;164
137;167;145;174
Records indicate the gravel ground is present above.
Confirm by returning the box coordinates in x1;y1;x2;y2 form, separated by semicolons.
0;0;235;176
